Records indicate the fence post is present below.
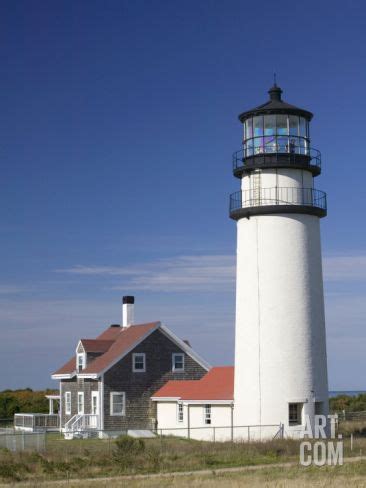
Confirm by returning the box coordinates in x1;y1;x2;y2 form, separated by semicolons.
187;405;190;440
248;426;250;442
213;427;215;442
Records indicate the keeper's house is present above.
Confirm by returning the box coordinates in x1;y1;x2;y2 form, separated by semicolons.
51;296;210;438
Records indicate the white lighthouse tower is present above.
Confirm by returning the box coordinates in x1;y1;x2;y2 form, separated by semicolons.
231;84;329;438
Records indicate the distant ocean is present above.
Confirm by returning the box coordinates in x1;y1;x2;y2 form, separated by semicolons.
329;391;366;398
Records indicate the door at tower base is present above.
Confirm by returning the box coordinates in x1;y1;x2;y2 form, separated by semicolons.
233;213;329;440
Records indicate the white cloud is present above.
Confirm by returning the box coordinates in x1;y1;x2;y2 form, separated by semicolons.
56;253;366;293
0;285;23;295
57;255;236;292
323;255;366;282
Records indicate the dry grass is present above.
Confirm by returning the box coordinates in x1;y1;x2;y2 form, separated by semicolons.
1;433;366;485
3;462;366;487
339;421;366;437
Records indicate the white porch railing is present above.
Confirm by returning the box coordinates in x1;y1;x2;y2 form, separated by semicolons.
14;414;60;432
64;414;100;438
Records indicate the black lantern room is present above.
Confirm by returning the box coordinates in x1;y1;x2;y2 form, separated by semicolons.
229;84;327;220
233;84;321;178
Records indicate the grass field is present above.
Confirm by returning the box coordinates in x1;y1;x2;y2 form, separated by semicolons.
0;421;366;485
2;461;366;487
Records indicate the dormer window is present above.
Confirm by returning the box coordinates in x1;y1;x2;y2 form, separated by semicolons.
77;353;86;372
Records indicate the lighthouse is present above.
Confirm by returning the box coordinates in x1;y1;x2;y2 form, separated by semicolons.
231;84;329;438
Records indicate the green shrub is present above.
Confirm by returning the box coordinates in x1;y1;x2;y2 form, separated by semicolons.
113;435;145;468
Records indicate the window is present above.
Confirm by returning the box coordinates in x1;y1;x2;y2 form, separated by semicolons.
204;404;212;425
77;392;84;414
172;353;185;372
77;353;85;372
65;392;71;415
110;392;126;416
289;403;302;426
177;403;184;422
132;353;146;372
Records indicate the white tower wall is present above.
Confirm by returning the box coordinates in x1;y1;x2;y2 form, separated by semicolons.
233;211;329;437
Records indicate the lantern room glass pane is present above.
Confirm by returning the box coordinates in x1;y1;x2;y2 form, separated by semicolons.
264;115;276;136
253;116;263;137
264;115;276;152
299;117;307;138
254;136;263;154
246;138;254;157
277;136;288;152
253;116;263;154
245;118;253;140
289;115;299;137
299;137;308;155
276;114;288;135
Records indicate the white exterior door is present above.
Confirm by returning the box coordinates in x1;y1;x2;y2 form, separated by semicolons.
91;392;99;428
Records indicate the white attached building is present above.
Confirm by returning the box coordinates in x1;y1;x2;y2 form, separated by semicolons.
153;367;235;441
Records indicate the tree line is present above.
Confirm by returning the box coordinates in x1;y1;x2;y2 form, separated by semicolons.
0;389;58;418
329;394;366;413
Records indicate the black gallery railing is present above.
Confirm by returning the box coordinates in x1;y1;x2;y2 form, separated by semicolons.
229;187;327;213
233;137;321;172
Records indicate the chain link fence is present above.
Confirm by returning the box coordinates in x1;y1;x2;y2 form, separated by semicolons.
0;431;46;452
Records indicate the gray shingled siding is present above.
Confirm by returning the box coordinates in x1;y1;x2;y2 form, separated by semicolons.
103;329;206;430
59;328;207;431
60;378;99;427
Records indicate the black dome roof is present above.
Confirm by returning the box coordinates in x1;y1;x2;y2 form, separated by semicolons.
238;85;313;122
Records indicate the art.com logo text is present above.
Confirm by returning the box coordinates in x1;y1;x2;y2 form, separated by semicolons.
299;415;343;466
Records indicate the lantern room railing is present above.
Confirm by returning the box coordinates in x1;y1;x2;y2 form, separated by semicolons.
229;187;327;219
233;136;321;177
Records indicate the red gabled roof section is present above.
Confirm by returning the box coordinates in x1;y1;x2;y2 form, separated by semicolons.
52;322;159;377
152;366;234;401
80;339;114;353
82;322;158;374
53;356;76;376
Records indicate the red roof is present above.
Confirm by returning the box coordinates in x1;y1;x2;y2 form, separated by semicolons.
52;322;159;376
80;339;114;353
152;366;234;401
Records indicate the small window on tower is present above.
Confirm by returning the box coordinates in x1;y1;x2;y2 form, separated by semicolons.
315;401;323;416
289;403;303;426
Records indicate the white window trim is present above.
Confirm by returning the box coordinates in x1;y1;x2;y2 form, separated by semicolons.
172;353;185;372
65;392;71;415
204;404;212;425
77;392;84;414
132;353;146;373
110;392;126;416
177;402;184;423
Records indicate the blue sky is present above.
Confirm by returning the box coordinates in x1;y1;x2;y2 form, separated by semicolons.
1;0;366;390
